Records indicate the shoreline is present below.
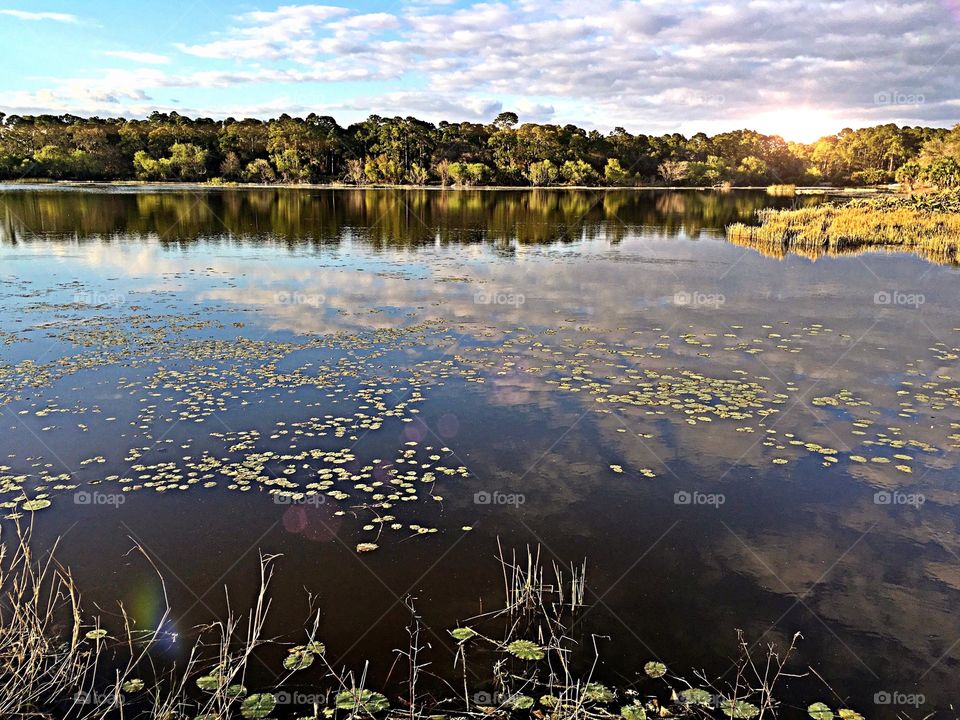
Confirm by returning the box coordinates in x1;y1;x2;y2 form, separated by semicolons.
0;178;897;195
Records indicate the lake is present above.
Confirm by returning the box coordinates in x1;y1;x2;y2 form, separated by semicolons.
0;186;957;716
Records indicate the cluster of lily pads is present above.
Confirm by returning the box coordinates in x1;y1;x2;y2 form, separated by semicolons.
2;293;959;543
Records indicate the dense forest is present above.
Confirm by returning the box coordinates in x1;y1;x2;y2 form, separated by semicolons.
0;111;958;188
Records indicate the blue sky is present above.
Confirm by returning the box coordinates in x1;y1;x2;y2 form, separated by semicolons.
1;0;958;141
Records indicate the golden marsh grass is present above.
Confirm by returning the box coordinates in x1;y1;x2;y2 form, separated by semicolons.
727;192;960;264
765;184;796;196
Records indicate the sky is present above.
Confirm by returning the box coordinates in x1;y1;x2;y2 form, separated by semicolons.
0;0;958;142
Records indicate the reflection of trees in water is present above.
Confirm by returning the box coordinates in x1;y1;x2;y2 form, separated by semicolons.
0;188;819;248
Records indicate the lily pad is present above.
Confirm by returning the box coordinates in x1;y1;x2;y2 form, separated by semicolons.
122;678;144;693
506;694;535;710
21;498;51;511
241;693;277;719
450;627;478;641
643;660;667;678
808;703;834;720
720;699;760;719
584;683;615;703
679;688;714;707
506;639;545;661
621;702;647;720
283;649;314;671
196;675;222;692
335;688;390;713
85;629;108;640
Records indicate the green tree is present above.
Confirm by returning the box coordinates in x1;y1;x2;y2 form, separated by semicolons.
168;142;207;180
525;159;559;186
561;159;597;185
605;158;631;185
493;111;519;129
735;156;768;184
406;163;429;185
449;162;489;186
243;158;276;183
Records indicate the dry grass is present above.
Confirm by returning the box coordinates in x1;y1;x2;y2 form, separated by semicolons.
0;523;278;720
0;527;846;720
727;192;960;264
0;526;89;717
764;185;796;197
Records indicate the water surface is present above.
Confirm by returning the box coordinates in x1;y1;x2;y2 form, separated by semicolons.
1;186;957;716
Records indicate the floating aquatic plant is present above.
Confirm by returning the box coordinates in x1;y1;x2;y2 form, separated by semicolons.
643;660;667;678
807;702;834;720
720;699;760;718
334;688;390;713
121;678;144;693
240;693;277;719
450;627;478;641
679;688;714;706
506;639;545;661
583;682;615;703
282;648;315;671
621;701;647;720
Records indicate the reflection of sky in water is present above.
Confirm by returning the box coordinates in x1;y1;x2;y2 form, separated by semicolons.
1;188;960;714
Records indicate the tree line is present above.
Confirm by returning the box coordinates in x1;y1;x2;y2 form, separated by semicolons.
1;110;957;188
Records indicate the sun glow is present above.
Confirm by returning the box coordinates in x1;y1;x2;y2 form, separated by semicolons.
746;108;844;143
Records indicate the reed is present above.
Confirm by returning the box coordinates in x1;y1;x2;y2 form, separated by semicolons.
0;528;855;720
727;190;960;264
765;184;796;197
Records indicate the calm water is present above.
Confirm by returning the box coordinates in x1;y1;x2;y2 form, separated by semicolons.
1;186;958;717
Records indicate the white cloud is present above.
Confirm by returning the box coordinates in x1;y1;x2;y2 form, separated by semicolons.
103;51;170;65
0;8;78;22
3;0;959;137
176;4;350;61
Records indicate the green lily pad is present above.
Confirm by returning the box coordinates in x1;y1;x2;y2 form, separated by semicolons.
584;683;615;703
450;627;478;642
720;699;760;719
21;498;51;511
621;702;647;720
808;703;834;720
643;660;667;678
506;639;545;661
283;649;314;671
506;694;535;710
240;693;277;719
334;689;390;713
196;675;222;691
85;629;108;640
680;689;714;707
122;678;144;693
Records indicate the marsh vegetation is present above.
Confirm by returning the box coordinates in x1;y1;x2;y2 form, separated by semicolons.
727;190;960;264
1;529;857;720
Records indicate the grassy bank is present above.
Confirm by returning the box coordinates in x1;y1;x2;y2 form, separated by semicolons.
1;529;860;720
726;190;960;264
